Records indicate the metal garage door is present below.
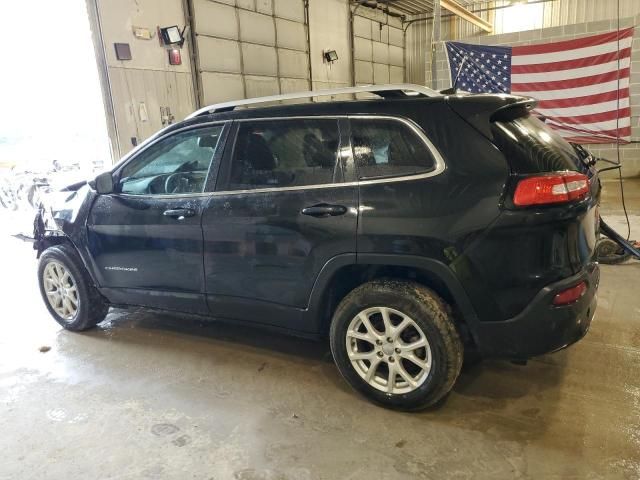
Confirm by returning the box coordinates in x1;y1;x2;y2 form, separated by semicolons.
190;0;311;104
353;9;404;85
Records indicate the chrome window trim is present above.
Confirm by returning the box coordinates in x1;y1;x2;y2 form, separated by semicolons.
210;115;446;196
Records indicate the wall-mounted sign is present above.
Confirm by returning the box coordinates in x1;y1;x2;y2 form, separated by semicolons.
114;43;132;61
133;26;153;40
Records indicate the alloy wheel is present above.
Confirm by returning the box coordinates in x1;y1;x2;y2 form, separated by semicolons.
345;306;432;395
42;261;79;321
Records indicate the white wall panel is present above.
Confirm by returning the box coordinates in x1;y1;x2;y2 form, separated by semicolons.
278;49;309;78
200;71;244;103
372;42;389;64
274;0;304;22
373;63;390;84
389;45;403;67
354;36;372;61
308;0;350;89
390;65;403;83
194;0;309;104
352;6;404;86
197;37;241;73
192;0;238;39
99;0;193;73
279;77;309;93
276;18;307;50
97;0;195;155
371;21;381;42
380;25;389;44
239;10;276;45
245;75;280;97
354;16;372;39
389;27;403;48
355;60;373;84
241;44;278;76
237;0;254;9
256;0;273;15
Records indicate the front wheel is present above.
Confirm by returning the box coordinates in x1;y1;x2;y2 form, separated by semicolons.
330;279;463;410
38;245;108;331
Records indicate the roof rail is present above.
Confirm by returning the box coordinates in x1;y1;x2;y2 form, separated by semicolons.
186;83;440;119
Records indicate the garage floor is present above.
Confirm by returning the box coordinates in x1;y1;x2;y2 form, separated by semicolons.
1;180;639;479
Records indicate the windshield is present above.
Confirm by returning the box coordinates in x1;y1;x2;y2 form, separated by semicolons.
492;114;587;174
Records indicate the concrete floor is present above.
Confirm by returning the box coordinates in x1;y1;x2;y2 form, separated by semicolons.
1;180;639;479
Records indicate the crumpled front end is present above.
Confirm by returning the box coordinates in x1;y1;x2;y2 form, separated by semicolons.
32;185;96;257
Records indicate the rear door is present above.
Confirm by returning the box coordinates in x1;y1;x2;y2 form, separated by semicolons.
86;123;229;314
201;117;357;331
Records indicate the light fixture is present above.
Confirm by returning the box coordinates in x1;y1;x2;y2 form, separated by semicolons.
323;50;338;63
159;25;185;46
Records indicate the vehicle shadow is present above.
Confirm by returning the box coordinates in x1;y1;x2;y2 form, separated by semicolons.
75;306;569;445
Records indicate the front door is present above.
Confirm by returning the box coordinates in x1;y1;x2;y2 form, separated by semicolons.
202;117;358;331
86;123;228;313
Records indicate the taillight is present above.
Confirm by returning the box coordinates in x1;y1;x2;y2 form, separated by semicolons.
513;172;589;207
552;281;587;306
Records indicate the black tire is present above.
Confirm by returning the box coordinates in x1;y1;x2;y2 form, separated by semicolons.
38;244;108;331
329;279;463;411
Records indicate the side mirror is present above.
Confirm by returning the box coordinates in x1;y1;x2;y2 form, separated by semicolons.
93;172;115;194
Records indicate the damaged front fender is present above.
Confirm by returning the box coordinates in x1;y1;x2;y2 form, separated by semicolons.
33;185;97;258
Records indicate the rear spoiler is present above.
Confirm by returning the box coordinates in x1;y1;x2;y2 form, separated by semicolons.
445;94;537;138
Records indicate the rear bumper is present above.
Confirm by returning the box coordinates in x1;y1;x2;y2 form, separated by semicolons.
473;262;599;359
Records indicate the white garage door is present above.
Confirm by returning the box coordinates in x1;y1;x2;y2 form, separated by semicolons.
191;0;310;104
352;9;404;86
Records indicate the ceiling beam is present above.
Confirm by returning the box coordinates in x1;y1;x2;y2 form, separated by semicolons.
440;0;493;33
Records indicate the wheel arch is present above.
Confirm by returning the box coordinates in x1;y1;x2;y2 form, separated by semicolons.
35;231;101;290
307;254;481;344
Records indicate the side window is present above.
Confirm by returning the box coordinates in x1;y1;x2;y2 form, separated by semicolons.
228;118;341;190
118;125;224;195
351;119;436;180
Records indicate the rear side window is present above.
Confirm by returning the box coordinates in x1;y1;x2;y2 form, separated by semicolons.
228;118;341;190
492;115;585;173
350;119;436;180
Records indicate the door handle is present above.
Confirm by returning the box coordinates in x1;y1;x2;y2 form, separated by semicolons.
163;208;196;219
301;204;347;218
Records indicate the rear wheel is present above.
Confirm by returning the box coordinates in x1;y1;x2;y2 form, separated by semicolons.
330;279;463;410
38;245;108;331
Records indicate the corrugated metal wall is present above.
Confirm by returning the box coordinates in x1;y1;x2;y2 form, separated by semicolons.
406;0;640;84
191;0;310;105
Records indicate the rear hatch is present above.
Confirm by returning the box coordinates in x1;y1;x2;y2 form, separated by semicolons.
446;94;600;321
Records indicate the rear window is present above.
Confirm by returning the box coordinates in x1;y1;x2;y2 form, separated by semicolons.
351;119;436;179
492;115;585;174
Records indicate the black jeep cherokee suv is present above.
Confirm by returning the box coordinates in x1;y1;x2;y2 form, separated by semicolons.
33;84;600;410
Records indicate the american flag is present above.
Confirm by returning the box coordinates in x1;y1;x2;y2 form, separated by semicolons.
445;28;633;144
